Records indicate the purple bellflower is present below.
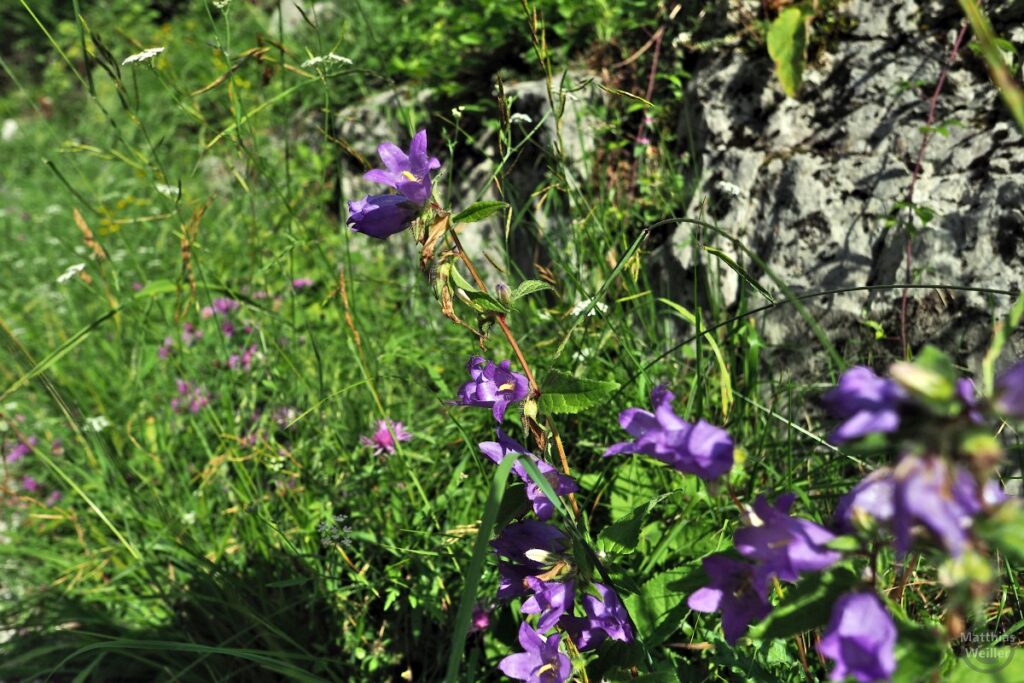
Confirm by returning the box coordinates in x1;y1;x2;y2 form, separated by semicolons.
994;360;1024;418
363;129;440;205
522;577;575;632
479;429;578;520
604;386;734;480
821;366;906;443
563;583;635;650
348;130;440;239
733;494;841;590
492;521;569;600
346;194;418;240
360;419;412;456
817;591;897;683
687;553;772;644
454;356;530;423
498;622;571;683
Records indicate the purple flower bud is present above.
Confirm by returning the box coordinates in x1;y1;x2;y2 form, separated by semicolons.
495;282;513;307
817;592;897;682
687;553;772;644
604;386;734;480
821;366;905;443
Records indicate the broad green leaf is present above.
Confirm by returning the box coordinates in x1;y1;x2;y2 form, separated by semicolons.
625;567;704;646
749;567;858;640
511;279;552;300
461;289;509;314
888;602;946;682
451;200;508;224
947;649;1024;682
538;370;620;414
766;6;808;98
598;493;673;554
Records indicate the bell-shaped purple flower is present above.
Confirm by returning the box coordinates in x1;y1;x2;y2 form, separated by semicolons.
479;429;578;520
821;366;906;443
363;129;440;205
491;520;569;569
347;194;417;240
453;356;530;423
563;583;635;650
522;577;575;632
734;494;841;589
994;360;1024;419
687;553;772;644
835;468;896;531
892;456;987;557
604;386;733;480
498;622;571;683
817;591;897;682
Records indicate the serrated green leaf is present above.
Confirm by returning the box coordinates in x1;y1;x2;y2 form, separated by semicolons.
461;289;509;314
749;567;858;640
451;201;508;224
512;279;552;300
537;370;620;414
767;6;808;98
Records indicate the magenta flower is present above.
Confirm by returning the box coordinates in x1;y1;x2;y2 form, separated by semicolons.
733;494;841;589
821;366;905;443
453;356;530;423
347;194;418;239
604;386;734;480
479;429;578;520
687;553;772;644
360;419;412;456
158;336;175;359
181;322;203;346
292;278;315;290
817;592;897;682
498;622;571;683
469;604;491;634
171;379;209;414
22;475;39;492
363;129;440;205
228;344;259;372
5;436;37;463
45;490;63;506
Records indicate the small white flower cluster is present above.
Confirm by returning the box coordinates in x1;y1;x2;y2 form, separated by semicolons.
569;299;609;317
509;112;533;125
56;263;86;284
213;0;232;9
122;47;164;66
301;53;353;69
154;182;180;198
85;415;111;432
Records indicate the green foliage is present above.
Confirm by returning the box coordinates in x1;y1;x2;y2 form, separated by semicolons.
537;370;620;414
766;6;809;98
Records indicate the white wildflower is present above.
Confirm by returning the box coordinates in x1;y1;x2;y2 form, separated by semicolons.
1;119;18;142
154;182;180;198
451;106;465;120
569;299;609;317
301;53;353;69
85;415;111;432
509;112;533;125
182;511;197;525
56;263;86;284
213;0;232;9
122;47;164;66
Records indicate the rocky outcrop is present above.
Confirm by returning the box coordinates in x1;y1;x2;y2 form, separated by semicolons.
666;0;1024;370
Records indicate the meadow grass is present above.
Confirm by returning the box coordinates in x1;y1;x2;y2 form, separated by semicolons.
1;2;1022;681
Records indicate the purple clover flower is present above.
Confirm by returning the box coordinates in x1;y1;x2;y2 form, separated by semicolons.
347;194;418;239
817;591;897;682
687;553;772;645
522;577;575;632
5;435;37;463
498;622;571;683
360;419;412;456
292;278;315;290
453;356;530;423
995;360;1024;418
363;129;440;205
821;366;906;444
604;386;734;480
22;475;39;492
733;494;841;589
563;583;635;650
228;344;259;372
181;322;202;346
46;490;63;506
172;379;210;414
479;429;578;520
158;336;174;360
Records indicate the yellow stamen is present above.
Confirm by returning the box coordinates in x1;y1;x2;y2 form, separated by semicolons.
497;382;516;392
401;170;419;182
537;664;554;675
